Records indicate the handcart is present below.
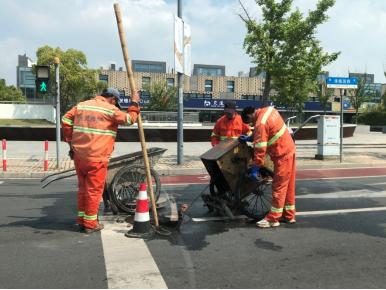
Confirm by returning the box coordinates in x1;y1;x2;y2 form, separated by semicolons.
200;114;320;220
41;148;167;215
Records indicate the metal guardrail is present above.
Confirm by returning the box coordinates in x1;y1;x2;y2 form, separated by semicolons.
141;111;199;123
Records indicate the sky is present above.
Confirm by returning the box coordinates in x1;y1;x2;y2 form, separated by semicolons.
0;0;386;85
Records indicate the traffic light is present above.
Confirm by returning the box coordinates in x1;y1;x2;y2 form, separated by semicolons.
35;66;50;95
36;79;49;93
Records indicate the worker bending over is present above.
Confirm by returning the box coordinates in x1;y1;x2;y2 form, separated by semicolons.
240;105;296;228
211;101;252;146
62;88;140;234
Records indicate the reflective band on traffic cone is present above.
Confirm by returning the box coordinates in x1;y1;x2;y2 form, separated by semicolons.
125;183;153;238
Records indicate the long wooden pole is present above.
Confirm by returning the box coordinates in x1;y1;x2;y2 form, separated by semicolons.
113;3;159;227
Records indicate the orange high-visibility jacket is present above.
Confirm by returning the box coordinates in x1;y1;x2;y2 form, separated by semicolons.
211;114;252;146
61;96;140;162
253;106;295;166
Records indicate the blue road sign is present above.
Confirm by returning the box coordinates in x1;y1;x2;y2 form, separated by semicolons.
326;77;358;89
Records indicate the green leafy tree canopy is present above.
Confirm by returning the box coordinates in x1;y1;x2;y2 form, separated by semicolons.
0;79;26;103
36;46;106;114
239;0;339;111
143;80;177;111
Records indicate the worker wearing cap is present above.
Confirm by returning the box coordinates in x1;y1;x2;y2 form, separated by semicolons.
240;106;296;228
62;88;140;234
211;101;252;146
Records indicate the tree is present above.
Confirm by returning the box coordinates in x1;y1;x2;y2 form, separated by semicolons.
239;0;339;109
143;80;177;111
316;80;333;114
348;74;373;122
35;46;106;114
0;79;26;102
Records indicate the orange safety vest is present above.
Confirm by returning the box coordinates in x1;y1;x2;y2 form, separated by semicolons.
253;106;295;166
61;96;139;162
211;114;252;146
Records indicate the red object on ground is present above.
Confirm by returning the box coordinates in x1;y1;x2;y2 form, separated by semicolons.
44;140;48;171
159;167;386;185
132;183;151;233
2;139;6;172
73;156;108;229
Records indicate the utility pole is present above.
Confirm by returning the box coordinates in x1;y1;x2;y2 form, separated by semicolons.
340;88;345;163
177;0;184;164
54;57;61;169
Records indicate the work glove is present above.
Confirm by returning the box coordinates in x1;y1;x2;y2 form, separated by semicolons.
68;145;74;160
248;165;260;182
238;135;253;143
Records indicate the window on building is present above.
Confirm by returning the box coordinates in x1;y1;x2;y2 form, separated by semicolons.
99;74;108;84
166;78;175;87
142;77;151;88
227;81;235;93
205;80;213;92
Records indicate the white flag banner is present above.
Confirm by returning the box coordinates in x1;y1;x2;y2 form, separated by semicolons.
174;15;184;74
183;22;192;76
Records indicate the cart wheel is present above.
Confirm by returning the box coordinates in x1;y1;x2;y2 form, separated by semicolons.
240;180;272;221
110;165;161;214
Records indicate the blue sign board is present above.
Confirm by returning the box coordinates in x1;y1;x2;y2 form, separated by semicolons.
326;77;358;89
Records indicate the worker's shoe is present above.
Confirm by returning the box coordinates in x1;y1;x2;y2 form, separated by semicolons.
279;217;296;224
256;219;280;228
84;223;104;234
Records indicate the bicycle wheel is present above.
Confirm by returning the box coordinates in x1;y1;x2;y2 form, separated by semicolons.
110;164;161;214
240;180;272;220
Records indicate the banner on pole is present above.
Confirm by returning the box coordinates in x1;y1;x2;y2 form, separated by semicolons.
174;15;184;74
183;22;191;76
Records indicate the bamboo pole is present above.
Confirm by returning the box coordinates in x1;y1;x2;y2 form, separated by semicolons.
113;3;159;227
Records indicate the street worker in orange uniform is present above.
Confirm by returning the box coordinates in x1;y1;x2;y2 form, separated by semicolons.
240;106;296;228
211;101;252;146
62;88;140;234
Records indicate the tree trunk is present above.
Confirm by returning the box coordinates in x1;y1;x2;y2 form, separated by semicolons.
262;72;271;103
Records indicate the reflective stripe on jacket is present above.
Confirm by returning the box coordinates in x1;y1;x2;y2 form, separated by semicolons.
61;96;139;162
211;114;252;146
253;106;295;166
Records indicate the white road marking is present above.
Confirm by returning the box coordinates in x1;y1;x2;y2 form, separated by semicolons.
298;175;386;181
0;181;4;184
100;221;167;289
192;215;248;222
297;190;386;199
297;206;386;216
192;207;386;222
368;182;386;186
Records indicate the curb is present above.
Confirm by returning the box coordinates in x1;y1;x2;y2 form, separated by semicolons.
2;163;386;179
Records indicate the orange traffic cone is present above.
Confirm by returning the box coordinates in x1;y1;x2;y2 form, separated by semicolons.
125;183;153;238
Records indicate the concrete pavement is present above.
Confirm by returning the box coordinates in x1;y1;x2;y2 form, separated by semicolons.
1;126;385;178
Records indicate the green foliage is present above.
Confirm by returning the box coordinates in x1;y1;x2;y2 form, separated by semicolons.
0;79;26;102
35;46;107;114
357;111;386;126
348;74;374;121
143;80;178;111
239;0;339;110
316;80;333;113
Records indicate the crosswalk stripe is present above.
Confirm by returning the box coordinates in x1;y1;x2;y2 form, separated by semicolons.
100;221;167;289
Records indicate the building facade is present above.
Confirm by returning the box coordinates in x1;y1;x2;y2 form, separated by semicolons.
16;54;36;100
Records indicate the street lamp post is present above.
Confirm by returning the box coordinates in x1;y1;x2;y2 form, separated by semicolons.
177;0;184;164
54;57;61;169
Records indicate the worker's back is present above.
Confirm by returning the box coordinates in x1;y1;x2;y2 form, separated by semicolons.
67;96;120;162
255;106;295;161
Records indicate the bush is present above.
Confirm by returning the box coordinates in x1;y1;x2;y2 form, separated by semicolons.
357;111;386;126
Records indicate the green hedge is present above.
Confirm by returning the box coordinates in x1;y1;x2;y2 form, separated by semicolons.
357;111;386;126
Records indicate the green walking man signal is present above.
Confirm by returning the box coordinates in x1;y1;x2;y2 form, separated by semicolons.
39;81;47;92
35;65;50;96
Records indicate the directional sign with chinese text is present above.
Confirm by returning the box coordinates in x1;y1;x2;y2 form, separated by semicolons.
326;77;358;89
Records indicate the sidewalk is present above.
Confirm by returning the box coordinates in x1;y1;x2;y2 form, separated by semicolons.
1;129;385;178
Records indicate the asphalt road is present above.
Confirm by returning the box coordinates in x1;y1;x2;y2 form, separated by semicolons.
147;177;386;288
1;175;386;288
0;178;108;289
